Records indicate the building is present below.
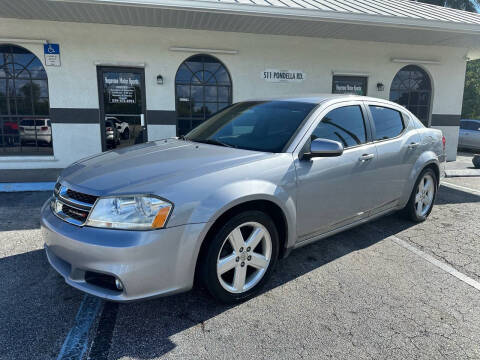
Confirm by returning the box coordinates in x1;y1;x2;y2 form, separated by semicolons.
1;0;480;175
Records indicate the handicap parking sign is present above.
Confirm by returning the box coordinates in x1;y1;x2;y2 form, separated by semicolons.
44;43;61;66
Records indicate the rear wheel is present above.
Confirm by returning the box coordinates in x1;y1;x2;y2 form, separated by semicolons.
402;168;437;222
201;211;279;303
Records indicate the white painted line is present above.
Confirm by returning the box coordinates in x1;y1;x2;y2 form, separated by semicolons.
0;182;55;192
390;235;480;292
57;295;103;360
441;181;480;195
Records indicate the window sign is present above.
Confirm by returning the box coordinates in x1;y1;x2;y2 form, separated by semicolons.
104;75;140;104
43;43;61;67
332;75;367;95
262;69;305;83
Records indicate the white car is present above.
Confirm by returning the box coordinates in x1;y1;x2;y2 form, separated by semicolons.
106;117;130;139
19;118;52;145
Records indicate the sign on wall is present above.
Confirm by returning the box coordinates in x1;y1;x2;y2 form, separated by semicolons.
262;69;306;83
104;75;140;104
43;44;61;67
332;75;368;96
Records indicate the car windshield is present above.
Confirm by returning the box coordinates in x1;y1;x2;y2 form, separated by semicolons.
185;101;317;153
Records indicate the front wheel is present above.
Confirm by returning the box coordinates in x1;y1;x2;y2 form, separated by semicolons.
402;168;437;222
201;211;279;303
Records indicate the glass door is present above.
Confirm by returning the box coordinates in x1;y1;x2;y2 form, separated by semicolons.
97;67;147;151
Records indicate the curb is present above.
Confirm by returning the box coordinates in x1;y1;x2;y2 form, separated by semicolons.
0;182;55;192
445;169;480;178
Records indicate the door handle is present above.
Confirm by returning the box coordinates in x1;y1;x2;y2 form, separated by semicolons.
359;153;375;162
408;142;420;149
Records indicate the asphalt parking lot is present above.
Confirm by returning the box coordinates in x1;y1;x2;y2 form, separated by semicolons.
1;178;479;360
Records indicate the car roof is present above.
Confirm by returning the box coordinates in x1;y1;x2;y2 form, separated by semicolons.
244;94;400;106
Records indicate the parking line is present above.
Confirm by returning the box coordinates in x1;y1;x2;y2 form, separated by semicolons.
56;295;103;360
390;235;480;292
441;181;480;195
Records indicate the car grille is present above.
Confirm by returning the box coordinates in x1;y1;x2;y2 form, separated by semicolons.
51;182;98;226
66;189;97;205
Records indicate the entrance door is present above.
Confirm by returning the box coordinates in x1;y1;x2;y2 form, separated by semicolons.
97;67;147;151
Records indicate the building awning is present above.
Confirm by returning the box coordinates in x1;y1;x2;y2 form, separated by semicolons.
1;0;480;57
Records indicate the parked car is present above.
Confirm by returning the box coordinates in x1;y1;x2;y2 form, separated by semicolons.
19;118;52;145
0;120;19;146
42;95;445;303
105;119;120;148
106;116;130;140
458;119;480;151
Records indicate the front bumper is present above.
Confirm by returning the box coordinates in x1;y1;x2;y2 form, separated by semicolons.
41;199;207;302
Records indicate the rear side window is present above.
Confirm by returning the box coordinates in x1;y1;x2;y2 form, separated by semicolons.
370;106;404;140
312;105;367;148
461;121;480;131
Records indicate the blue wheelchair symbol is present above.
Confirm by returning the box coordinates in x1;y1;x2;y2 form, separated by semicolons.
44;44;60;55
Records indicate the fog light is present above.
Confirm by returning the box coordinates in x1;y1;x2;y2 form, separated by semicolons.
115;279;124;290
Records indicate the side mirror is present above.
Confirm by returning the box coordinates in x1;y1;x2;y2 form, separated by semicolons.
304;138;344;159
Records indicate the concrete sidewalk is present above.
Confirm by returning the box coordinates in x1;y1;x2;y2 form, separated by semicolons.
445;152;480;177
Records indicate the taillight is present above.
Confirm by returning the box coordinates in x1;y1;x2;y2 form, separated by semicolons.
40;126;48;131
106;127;112;131
442;136;446;152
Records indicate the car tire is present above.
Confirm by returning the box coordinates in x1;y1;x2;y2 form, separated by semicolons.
473;155;480;169
201;210;279;304
401;168;437;222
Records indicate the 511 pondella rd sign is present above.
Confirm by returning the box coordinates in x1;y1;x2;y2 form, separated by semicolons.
262;69;306;83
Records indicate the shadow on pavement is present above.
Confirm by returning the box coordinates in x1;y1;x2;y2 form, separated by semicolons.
107;213;419;360
0;192;51;231
437;185;480;205
0;249;84;360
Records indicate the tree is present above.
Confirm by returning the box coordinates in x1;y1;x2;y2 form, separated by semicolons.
462;59;480;119
418;0;480;12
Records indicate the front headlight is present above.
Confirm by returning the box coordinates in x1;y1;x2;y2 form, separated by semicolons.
86;195;173;230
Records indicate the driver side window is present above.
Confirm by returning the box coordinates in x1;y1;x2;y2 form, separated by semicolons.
312;105;367;148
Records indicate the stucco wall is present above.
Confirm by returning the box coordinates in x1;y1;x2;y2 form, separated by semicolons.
0;17;469;168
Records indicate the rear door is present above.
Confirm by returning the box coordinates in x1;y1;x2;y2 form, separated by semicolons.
294;101;378;242
366;102;422;214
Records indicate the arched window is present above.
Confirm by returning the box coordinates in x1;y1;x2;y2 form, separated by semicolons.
175;54;232;135
389;65;432;126
0;44;51;155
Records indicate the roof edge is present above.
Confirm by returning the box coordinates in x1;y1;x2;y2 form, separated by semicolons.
47;0;480;35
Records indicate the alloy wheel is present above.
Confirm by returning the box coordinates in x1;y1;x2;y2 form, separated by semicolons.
216;221;272;294
414;174;435;217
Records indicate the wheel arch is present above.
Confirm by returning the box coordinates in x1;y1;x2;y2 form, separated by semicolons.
400;154;441;208
193;199;290;285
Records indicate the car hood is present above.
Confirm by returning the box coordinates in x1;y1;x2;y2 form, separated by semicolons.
60;139;272;195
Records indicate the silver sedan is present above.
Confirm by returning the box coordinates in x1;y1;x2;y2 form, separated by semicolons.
458;119;480;151
42;95;445;303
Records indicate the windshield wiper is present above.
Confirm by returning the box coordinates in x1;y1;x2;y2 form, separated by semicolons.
193;139;236;148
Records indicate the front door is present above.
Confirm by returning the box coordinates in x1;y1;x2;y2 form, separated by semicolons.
97;67;147;151
295;102;378;242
